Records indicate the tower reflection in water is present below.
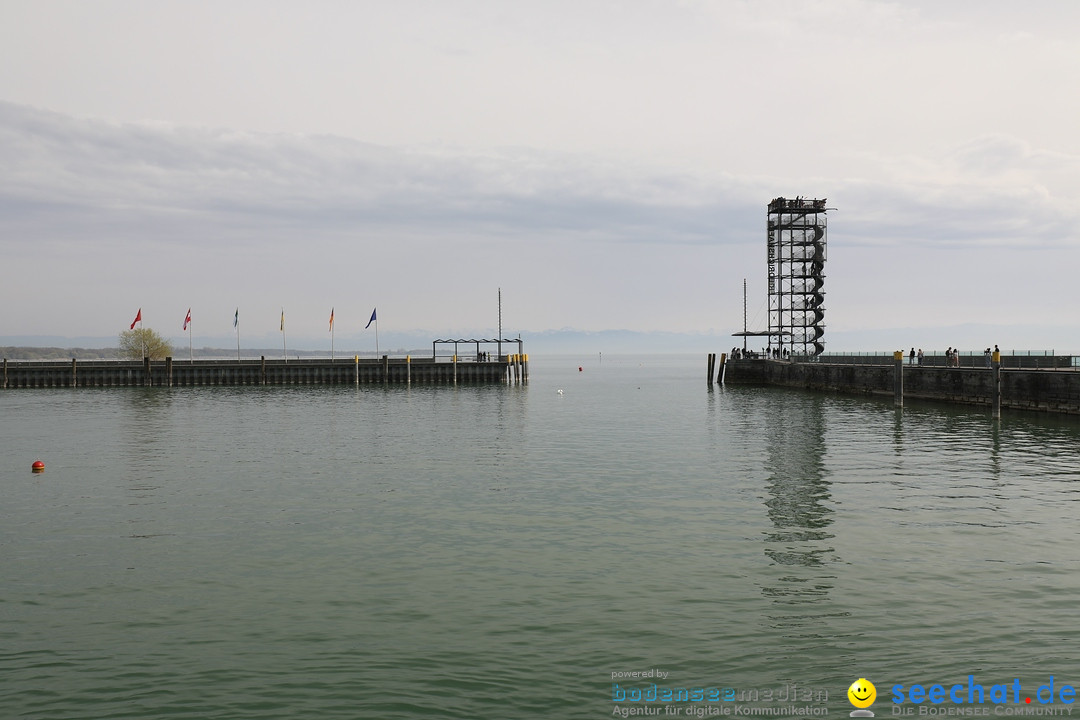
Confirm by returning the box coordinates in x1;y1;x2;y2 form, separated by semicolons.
756;391;844;636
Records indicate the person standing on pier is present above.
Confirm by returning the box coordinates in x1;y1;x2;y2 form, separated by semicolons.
909;348;915;365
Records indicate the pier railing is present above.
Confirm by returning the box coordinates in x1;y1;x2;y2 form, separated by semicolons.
815;351;1076;369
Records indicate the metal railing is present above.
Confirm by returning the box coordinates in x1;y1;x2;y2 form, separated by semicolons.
814;351;1075;369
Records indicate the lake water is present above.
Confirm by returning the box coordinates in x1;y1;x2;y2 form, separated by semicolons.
3;354;1080;719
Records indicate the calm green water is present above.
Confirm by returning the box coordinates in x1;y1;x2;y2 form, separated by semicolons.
3;354;1080;719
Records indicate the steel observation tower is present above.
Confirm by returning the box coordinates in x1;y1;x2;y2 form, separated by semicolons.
767;197;829;358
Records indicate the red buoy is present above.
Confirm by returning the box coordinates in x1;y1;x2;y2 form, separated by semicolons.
578;366;583;372
31;460;45;473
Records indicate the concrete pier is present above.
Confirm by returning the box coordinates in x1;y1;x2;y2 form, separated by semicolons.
2;356;521;389
725;357;1080;415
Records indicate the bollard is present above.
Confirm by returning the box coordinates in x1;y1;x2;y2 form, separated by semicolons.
992;351;1001;419
893;350;904;407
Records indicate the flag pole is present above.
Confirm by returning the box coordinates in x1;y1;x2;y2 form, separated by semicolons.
235;308;240;362
281;308;287;363
330;307;335;361
130;308;144;358
365;307;378;358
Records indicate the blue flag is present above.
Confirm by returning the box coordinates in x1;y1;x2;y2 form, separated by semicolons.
365;308;376;329
233;308;238;328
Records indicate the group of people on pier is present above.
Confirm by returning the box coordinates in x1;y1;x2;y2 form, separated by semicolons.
908;345;999;367
730;347;790;361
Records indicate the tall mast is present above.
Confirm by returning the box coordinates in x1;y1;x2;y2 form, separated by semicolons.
743;279;748;352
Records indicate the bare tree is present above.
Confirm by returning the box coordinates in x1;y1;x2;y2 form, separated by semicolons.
118;328;173;361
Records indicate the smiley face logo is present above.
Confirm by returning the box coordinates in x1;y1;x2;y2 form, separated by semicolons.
848;678;877;709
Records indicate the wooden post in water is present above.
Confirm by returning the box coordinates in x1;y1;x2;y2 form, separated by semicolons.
718;352;727;384
453;354;458;385
893;350;904;407
71;358;77;387
707;353;715;384
407;355;411;386
383;355;389;384
992;350;1002;419
166;357;173;387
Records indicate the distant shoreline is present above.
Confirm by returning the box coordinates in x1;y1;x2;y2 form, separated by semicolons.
0;346;429;361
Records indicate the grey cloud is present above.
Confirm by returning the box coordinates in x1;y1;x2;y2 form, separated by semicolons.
0;102;752;250
2;101;1076;259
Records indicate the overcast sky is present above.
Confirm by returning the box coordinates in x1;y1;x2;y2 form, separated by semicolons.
3;1;1080;350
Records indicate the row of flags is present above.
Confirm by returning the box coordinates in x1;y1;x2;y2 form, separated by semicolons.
129;307;377;332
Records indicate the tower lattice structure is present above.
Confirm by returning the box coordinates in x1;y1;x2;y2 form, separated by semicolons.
767;197;828;358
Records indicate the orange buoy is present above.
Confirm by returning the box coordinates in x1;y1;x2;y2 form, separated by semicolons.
31;460;45;473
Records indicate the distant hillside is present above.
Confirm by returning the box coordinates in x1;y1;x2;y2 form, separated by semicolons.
1;346;120;360
6;323;1073;358
1;346;431;360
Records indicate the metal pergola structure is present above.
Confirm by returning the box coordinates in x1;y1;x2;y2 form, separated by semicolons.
767;197;828;358
432;338;524;361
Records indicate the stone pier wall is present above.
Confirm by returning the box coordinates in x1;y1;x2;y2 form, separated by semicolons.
1;356;522;388
725;359;1080;415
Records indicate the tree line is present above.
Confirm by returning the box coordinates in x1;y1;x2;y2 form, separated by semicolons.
4;329;404;361
3;329;173;360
